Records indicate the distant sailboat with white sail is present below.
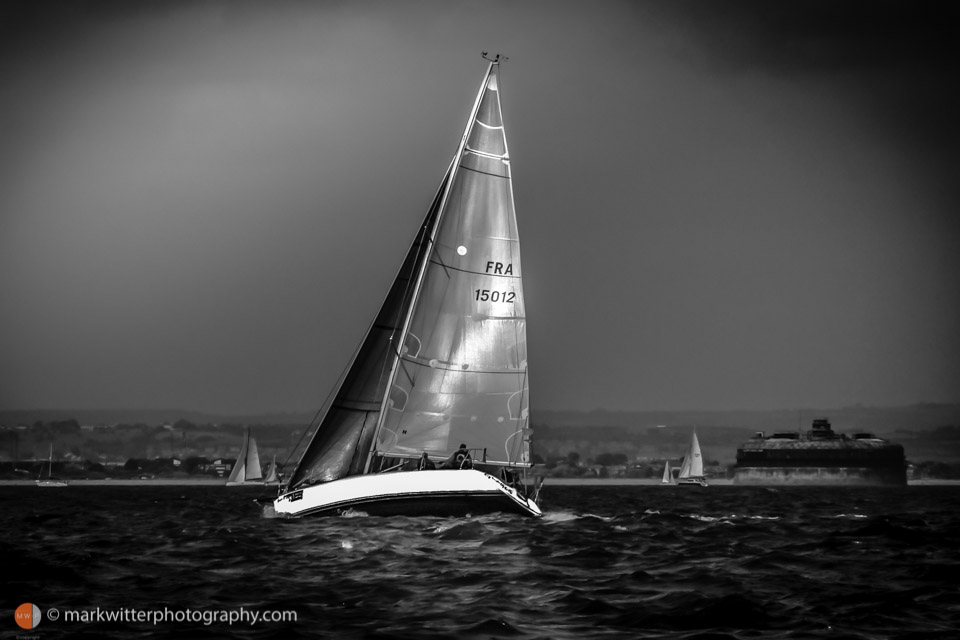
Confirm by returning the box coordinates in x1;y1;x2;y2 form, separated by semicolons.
226;428;264;486
677;428;708;487
263;455;280;486
661;460;672;484
36;443;68;487
273;55;541;518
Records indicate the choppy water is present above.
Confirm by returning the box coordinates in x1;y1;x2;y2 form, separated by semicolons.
4;485;959;639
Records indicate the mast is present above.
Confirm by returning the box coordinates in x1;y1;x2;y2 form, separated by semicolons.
363;59;499;473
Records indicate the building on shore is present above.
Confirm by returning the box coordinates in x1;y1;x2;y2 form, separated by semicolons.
734;418;906;485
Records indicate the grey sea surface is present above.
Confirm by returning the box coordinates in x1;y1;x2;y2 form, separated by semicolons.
4;485;958;639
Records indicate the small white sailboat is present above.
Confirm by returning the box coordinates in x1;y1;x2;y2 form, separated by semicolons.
36;443;68;487
661;460;672;484
226;428;264;486
263;455;280;486
274;55;541;518
677;428;708;487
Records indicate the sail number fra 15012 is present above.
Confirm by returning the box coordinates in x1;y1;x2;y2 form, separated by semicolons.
475;289;516;303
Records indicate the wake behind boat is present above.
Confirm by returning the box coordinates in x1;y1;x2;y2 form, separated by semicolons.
274;55;541;518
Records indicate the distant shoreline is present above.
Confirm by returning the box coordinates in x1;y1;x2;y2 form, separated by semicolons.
2;478;958;487
0;478;232;486
543;478;960;486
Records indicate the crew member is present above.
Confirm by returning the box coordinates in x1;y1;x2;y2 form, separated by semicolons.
442;444;472;469
417;452;436;470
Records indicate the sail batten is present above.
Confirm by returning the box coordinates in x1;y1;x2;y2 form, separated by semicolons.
464;147;507;160
459;164;511;181
425;260;520;277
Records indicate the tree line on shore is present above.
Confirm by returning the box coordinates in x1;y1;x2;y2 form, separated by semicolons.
2;418;959;479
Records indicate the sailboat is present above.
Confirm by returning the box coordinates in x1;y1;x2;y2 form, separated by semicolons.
36;443;68;487
273;55;541;518
263;455;280;486
661;460;672;484
226;428;264;486
677;428;708;487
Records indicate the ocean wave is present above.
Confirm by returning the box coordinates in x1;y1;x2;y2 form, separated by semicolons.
4;485;959;639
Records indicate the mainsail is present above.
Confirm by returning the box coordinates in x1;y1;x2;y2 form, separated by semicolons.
227;428;263;483
287;61;530;490
374;65;529;466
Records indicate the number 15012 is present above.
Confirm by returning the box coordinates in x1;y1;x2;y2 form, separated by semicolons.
475;289;516;303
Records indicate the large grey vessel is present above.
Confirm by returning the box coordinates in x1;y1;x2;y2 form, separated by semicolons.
734;418;907;485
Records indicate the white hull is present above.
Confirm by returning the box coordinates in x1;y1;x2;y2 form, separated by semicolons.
677;477;708;487
225;481;265;487
274;469;541;518
36;480;68;487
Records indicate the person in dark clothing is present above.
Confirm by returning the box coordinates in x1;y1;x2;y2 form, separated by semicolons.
442;444;472;469
417;452;436;470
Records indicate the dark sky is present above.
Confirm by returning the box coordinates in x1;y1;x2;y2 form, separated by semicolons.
1;0;958;414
